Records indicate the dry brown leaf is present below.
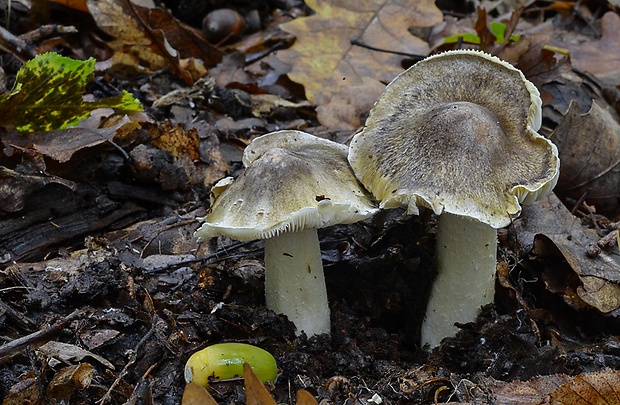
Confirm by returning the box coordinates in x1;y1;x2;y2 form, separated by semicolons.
493;374;571;405
516;194;620;315
565;12;620;86
244;362;277;405
548;369;620;405
181;383;218;405
0;167;76;212
49;0;89;12
149;122;200;161
86;0;221;83
552;100;620;216
46;363;95;401
2;124;121;163
297;389;319;405
277;0;442;131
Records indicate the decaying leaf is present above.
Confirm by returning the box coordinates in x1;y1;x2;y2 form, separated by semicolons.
46;363;95;401
552;100;620;216
150;121;200;160
86;0;221;83
515;194;620;315
37;340;115;370
563;11;620;86
277;0;442;131
296;389;319;405
244;362;277;405
2;378;43;405
548;369;620;405
2;117;129;163
490;369;620;405
0;167;77;212
181;383;218;405
0;52;142;132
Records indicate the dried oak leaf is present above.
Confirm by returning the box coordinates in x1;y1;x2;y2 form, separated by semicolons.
244;362;277;405
516;194;620;316
552;100;620;216
491;369;620;405
277;0;442;131
548;369;620;405
87;0;221;83
46;363;95;402
149;121;200;161
181;383;218;405
564;12;620;87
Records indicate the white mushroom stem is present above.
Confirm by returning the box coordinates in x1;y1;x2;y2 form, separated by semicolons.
420;212;497;349
264;228;330;337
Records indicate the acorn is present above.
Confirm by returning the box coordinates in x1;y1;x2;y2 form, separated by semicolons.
202;8;245;44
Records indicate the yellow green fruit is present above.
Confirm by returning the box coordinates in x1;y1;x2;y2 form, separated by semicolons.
184;343;277;388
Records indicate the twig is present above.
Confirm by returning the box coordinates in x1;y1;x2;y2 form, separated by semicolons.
144;240;257;273
350;39;426;60
0;310;84;361
98;327;155;404
19;24;78;43
0;25;37;59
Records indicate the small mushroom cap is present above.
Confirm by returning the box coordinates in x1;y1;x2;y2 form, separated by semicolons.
196;130;378;241
348;50;560;228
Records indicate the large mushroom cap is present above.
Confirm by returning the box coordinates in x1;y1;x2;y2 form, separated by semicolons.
196;130;378;241
348;50;560;228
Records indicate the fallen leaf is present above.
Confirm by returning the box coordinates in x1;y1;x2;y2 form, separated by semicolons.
549;369;620;405
0;52;142;132
49;0;89;12
37;341;115;369
46;363;95;401
492;374;570;405
297;389;319;405
181;383;218;405
515;193;620;316
2;121;124;163
0;167;76;212
2;378;43;405
552;100;620;216
277;0;442;130
564;12;620;86
150;121;200;160
86;0;221;83
244;362;277;405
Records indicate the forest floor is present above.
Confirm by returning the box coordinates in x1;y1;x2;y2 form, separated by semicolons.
1;0;620;404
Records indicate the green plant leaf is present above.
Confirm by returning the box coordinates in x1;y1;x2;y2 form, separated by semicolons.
0;52;142;132
443;21;520;45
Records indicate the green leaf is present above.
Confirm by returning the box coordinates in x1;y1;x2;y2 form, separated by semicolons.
443;21;520;46
0;52;142;132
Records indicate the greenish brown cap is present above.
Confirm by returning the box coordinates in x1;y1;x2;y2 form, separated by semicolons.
348;50;559;228
196;130;378;241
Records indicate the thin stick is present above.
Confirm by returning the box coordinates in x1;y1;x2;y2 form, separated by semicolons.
0;310;84;360
350;39;426;60
98;327;155;404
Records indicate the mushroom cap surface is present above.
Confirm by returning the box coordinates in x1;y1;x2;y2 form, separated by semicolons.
196;130;378;241
348;50;560;228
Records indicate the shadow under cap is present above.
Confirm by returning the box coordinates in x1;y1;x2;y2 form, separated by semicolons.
348;49;559;228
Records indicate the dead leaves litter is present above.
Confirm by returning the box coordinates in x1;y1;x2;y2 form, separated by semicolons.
86;0;221;83
277;0;442;131
552;100;620;217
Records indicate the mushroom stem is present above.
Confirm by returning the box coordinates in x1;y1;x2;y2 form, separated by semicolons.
264;228;330;336
421;212;497;348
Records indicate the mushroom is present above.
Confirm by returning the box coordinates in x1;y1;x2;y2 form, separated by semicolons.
196;130;378;337
348;50;560;348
